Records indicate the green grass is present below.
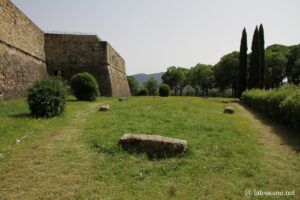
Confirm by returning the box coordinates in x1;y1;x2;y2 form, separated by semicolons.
0;97;299;199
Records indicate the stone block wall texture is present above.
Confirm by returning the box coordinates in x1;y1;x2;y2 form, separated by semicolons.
1;0;130;99
105;42;130;97
0;0;47;99
45;33;130;97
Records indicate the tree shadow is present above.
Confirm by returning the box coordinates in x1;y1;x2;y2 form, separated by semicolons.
67;99;79;102
239;103;300;153
9;113;32;119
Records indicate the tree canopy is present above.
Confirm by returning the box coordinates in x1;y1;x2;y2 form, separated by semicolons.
127;76;139;96
248;26;262;89
189;64;214;96
214;51;239;96
237;28;248;97
144;77;158;96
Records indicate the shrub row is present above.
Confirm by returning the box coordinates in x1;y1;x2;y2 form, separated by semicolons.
28;72;99;118
241;85;300;131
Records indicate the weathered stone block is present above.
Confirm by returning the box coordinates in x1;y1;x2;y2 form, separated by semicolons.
224;107;234;114
220;100;229;103
119;134;187;159
100;104;110;112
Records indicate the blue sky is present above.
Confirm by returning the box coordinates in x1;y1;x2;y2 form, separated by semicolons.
12;0;300;75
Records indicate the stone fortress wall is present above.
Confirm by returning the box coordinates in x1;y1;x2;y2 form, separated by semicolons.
0;0;47;99
45;33;130;97
0;0;130;99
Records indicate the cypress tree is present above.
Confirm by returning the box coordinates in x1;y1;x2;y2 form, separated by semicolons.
248;26;261;89
237;28;248;98
259;24;265;89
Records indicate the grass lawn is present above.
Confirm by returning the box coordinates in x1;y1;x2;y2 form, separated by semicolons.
0;97;299;199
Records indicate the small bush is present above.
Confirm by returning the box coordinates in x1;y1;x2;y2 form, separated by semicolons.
159;84;171;97
27;77;67;118
136;88;148;96
71;72;99;101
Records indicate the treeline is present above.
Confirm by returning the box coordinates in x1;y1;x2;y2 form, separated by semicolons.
128;24;300;96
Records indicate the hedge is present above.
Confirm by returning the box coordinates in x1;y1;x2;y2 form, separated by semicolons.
241;85;300;131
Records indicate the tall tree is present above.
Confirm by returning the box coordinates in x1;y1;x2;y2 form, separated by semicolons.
189;64;214;96
144;77;158;96
237;28;248;97
127;76;139;96
264;52;287;89
259;24;265;88
162;66;184;95
177;67;189;96
248;26;261;89
214;51;239;96
287;44;300;84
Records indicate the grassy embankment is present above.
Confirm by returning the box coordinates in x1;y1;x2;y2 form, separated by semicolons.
0;97;299;199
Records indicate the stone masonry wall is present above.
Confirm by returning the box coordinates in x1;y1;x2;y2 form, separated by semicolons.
105;42;130;97
1;0;130;99
44;33;113;96
45;33;130;97
0;0;47;99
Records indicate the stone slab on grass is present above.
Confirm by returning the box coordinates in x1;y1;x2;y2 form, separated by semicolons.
100;104;110;112
224;106;234;114
119;134;187;159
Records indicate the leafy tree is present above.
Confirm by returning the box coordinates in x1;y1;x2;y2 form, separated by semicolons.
287;44;300;84
145;77;157;95
237;28;248;97
259;24;265;88
248;27;262;89
214;51;239;96
127;76;139;96
266;44;290;55
189;64;214;96
177;67;189;96
264;52;287;89
162;66;185;95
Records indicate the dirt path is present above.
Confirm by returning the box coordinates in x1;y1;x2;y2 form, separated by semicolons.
0;103;100;199
236;103;300;154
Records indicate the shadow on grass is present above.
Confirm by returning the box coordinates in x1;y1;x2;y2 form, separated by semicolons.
67;99;79;102
93;140;189;161
9;113;32;119
240;103;300;153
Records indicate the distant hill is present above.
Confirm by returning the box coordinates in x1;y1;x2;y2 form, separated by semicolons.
131;72;164;86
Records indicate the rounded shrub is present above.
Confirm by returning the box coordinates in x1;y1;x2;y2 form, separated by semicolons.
136;88;148;96
71;72;99;101
27;77;67;118
159;84;171;97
